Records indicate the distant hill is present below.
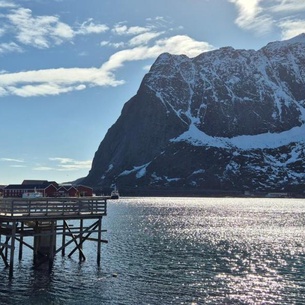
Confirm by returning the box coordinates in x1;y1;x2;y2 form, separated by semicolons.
81;34;305;196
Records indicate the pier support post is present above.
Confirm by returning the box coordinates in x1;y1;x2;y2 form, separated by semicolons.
97;218;102;266
79;219;83;262
5;222;9;259
62;220;66;256
33;221;57;269
48;221;56;271
9;221;16;278
18;221;24;260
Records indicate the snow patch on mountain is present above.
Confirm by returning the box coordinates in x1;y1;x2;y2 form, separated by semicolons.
118;162;151;178
172;122;305;150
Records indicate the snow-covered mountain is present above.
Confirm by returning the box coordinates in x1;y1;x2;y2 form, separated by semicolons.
82;34;305;195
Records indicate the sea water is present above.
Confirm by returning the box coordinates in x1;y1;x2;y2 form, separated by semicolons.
1;197;305;304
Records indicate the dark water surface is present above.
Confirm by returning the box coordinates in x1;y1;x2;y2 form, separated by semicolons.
1;197;305;304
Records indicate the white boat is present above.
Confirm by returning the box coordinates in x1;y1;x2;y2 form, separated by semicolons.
110;187;119;199
22;191;43;198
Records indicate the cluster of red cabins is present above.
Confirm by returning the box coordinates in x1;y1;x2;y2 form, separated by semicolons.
2;180;93;198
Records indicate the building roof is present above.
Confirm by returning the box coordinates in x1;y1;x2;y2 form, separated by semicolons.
4;182;55;190
77;185;93;190
22;180;49;185
4;182;91;191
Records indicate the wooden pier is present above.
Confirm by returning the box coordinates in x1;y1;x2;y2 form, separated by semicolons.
0;196;108;278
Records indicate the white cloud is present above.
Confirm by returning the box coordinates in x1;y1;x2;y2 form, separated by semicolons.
50;157;76;164
75;84;86;91
49;157;92;171
0;158;24;162
0;0;17;8
229;0;305;38
229;0;273;35
0;87;6;95
0;42;22;54
100;41;109;46
0;66;123;97
143;65;152;71
129;32;163;46
33;166;53;171
7;83;87;97
2;6;108;50
229;0;262;25
112;23;149;36
0;32;213;97
76;18;109;35
271;0;305;12
0;4;215;98
278;19;305;39
33;158;91;172
100;40;125;48
155;35;214;57
112;42;126;48
7;7;74;48
102;35;214;72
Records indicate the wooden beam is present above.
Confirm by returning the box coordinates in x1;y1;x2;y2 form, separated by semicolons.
68;222;99;259
85;237;108;243
56;220;98;254
15;237;35;251
64;221;86;261
0;236;10;267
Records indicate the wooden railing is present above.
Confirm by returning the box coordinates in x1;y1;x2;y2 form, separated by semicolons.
0;197;107;219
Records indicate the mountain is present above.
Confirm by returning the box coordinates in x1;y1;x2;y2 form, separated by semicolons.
82;34;305;196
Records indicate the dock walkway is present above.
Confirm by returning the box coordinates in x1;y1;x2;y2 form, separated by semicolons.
0;196;108;220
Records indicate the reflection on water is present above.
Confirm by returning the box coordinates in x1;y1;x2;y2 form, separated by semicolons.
1;197;305;304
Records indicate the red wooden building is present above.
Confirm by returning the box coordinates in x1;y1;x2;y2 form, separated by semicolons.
77;185;93;197
3;180;93;198
4;181;58;198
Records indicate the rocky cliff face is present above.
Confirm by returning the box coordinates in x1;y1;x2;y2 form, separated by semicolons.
82;34;305;195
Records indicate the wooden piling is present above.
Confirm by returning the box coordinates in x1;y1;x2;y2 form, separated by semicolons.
79;219;83;262
62;220;66;256
18;222;24;260
49;221;56;271
9;221;16;278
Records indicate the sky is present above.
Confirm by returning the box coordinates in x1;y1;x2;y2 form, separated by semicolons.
0;0;305;185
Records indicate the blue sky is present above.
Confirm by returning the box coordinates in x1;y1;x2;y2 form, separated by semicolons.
0;0;305;185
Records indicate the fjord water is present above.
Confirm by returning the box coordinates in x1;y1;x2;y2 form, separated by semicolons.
2;197;305;304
